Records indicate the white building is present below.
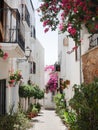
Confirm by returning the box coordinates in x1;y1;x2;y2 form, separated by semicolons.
58;33;80;103
30;39;45;90
0;0;44;114
58;25;98;103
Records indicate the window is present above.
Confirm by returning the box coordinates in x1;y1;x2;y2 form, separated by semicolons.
30;25;36;39
33;62;36;74
29;62;33;74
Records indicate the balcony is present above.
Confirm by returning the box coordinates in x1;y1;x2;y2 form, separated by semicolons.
0;8;25;58
21;4;30;30
89;34;98;49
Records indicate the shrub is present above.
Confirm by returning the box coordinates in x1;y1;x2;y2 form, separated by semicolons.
19;84;35;98
32;85;44;99
54;93;67;113
69;79;98;130
14;111;32;130
0;110;32;130
0;114;15;130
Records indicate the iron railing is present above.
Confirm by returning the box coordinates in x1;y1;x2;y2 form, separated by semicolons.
89;34;98;49
0;8;25;52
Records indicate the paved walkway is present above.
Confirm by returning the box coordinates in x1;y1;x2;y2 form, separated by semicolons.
29;110;68;130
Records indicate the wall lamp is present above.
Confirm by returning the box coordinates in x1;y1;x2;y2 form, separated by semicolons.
17;46;32;62
54;61;60;72
25;46;32;61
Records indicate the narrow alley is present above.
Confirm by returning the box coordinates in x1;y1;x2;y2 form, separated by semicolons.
29;110;68;130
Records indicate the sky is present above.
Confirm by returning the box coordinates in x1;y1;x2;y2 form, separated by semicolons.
32;0;58;66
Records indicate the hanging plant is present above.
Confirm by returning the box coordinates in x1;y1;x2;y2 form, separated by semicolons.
0;45;8;60
61;79;70;89
8;70;22;87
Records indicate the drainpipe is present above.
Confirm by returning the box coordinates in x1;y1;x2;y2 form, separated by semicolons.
79;44;82;84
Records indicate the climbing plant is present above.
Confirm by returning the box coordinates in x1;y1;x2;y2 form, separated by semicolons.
38;0;98;45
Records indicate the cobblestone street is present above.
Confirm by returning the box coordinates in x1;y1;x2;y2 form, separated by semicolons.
29;110;68;130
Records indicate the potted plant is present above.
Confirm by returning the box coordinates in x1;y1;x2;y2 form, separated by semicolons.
8;70;22;86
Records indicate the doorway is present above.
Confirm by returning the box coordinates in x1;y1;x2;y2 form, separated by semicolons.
0;79;6;115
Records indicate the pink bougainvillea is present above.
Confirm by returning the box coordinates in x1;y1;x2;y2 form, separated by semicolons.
44;65;55;71
46;73;58;93
45;65;58;93
38;0;98;45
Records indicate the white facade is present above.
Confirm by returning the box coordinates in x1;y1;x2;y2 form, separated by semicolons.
0;0;44;113
58;33;80;103
58;26;91;103
30;39;45;90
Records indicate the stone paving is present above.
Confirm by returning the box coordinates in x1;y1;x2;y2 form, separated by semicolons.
28;109;68;130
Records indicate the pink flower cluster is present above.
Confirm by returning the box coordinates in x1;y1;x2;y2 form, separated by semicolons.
59;23;64;31
44;65;55;71
67;46;78;54
67;24;77;36
0;45;8;60
43;20;50;27
38;0;98;45
3;52;8;60
47;73;58;92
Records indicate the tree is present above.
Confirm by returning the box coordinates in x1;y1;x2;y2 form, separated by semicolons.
33;85;44;100
19;84;35;110
38;0;98;45
19;84;44;106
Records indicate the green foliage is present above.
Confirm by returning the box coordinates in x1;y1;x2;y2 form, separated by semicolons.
69;79;98;130
54;93;67;113
63;111;76;129
19;84;35;98
19;84;44;99
0;114;16;130
27;103;42;119
33;85;44;99
28;103;41;113
14;111;32;130
34;103;41;112
0;109;32;130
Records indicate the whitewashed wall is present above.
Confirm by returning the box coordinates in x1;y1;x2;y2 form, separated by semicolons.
1;0;44;113
58;33;80;103
58;25;91;103
33;39;45;89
